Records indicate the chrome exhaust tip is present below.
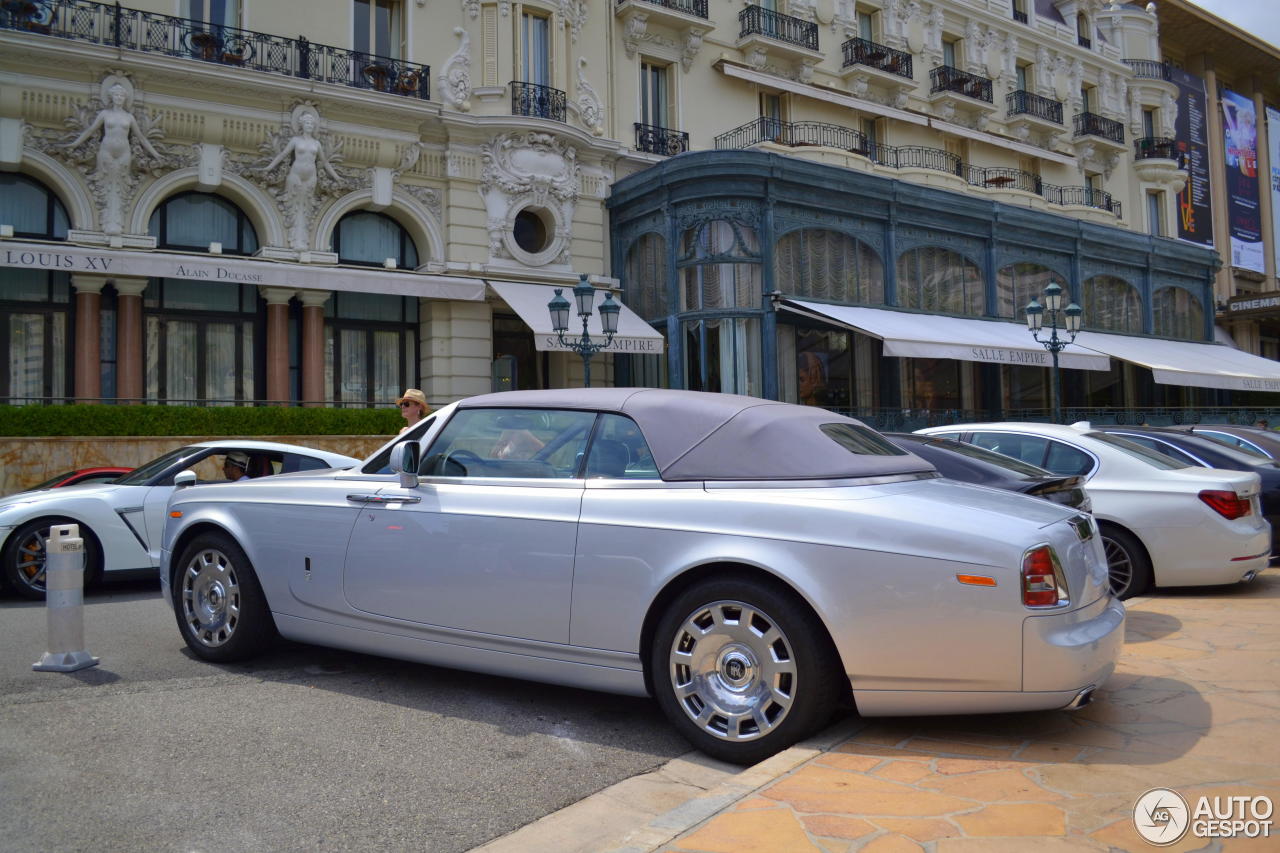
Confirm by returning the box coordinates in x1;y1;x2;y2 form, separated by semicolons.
1241;570;1259;583
1064;686;1096;711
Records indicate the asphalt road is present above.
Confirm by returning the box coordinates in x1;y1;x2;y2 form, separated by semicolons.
0;581;689;853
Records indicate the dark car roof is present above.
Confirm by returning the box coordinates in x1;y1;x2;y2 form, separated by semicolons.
884;433;1035;488
458;389;936;481
1095;425;1279;472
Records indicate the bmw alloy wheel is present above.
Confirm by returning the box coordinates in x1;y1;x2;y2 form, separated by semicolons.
181;547;242;648
668;600;797;742
1102;535;1133;597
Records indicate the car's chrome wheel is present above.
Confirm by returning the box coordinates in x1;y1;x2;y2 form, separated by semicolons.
1100;525;1152;600
669;600;797;742
180;547;242;648
2;518;101;601
173;533;274;662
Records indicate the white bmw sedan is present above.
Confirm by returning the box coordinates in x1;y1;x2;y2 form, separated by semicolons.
0;440;360;599
917;422;1270;599
161;390;1123;763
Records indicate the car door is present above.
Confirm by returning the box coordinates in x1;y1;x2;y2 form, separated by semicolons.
342;407;596;643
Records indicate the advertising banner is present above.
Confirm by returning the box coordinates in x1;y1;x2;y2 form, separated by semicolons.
1171;67;1213;246
1221;89;1263;271
1268;105;1280;272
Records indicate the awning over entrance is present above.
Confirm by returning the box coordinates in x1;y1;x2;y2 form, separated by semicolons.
487;280;665;354
0;240;486;301
1074;331;1280;391
781;300;1112;371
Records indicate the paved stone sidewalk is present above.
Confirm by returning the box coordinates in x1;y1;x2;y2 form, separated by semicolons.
654;572;1280;852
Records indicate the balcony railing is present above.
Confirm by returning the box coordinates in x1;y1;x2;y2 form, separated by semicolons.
1074;111;1125;144
1006;90;1063;124
1049;185;1121;216
1133;136;1184;165
0;0;430;99
511;81;566;121
738;4;818;51
1123;59;1172;81
1078;34;1092;49
635;122;690;156
894;145;963;175
840;37;912;80
618;0;709;17
930;65;993;103
1013;9;1028;24
714;118;870;154
969;166;1043;194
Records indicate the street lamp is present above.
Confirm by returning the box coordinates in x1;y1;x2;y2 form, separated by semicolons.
1025;281;1083;424
547;273;620;388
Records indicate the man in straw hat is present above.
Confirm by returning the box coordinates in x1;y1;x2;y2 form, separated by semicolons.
222;451;251;481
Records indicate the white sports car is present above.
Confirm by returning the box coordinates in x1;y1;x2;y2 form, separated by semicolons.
917;422;1271;598
0;440;360;599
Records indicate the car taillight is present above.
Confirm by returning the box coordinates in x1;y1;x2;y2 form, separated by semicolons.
1021;544;1063;607
1199;489;1252;520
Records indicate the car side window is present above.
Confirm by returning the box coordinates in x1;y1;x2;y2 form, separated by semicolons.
421;408;596;479
281;453;330;473
970;432;1048;467
1113;435;1192;465
585;414;659;479
1043;440;1094;475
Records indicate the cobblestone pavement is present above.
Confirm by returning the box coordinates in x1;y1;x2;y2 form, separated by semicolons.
656;572;1280;853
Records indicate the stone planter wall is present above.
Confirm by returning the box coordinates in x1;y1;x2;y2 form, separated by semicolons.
0;436;391;496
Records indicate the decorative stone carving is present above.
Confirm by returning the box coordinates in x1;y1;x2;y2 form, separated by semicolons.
881;0;905;49
832;0;856;35
479;131;580;266
441;27;472;112
682;28;705;72
41;73;178;236
255;103;354;251
462;0;479;18
924;5;944;66
404;185;443;221
964;21;983;74
745;46;768;70
559;0;588;42
1035;45;1053;97
789;0;816;21
1160;92;1177;138
622;12;648;60
576;59;604;137
797;60;818;84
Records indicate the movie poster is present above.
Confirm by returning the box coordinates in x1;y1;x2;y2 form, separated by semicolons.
1268;105;1280;272
1171;67;1213;246
1221;89;1263;272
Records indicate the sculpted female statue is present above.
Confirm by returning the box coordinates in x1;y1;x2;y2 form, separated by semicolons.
263;109;341;249
65;81;163;234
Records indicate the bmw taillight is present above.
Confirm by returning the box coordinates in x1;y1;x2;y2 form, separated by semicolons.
1021;544;1066;607
1199;489;1252;520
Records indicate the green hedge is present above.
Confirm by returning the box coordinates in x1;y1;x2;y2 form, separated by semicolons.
0;405;402;437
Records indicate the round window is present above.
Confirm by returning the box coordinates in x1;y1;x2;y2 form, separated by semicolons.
513;208;550;254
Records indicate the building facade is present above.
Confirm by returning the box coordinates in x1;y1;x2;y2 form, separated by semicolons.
1;0;1278;417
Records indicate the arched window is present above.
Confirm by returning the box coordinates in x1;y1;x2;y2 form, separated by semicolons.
624;232;668;321
997;263;1067;319
678;219;762;396
333;211;419;268
774;229;884;305
896;247;984;315
679;219;761;310
149;192;258;254
0;174;72;403
1083;275;1142;333
1152;286;1204;340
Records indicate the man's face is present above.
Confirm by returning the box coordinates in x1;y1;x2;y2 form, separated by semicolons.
223;461;243;480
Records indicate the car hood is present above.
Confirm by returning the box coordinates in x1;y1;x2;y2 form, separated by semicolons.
0;482;129;509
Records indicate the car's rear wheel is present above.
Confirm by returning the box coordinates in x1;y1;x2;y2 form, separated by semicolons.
2;518;102;601
1100;524;1152;599
174;533;274;662
650;576;843;765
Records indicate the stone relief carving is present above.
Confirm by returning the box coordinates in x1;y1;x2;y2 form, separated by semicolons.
1000;34;1018;88
831;0;856;35
576;58;604;136
1035;45;1053;97
559;0;588;42
441;27;472;112
403;184;443;221
38;73;180;236
622;12;648;60
1160;92;1178;138
881;0;904;49
788;0;816;22
253;103;355;251
479;131;580;265
462;0;479;18
682;28;705;72
924;5;944;65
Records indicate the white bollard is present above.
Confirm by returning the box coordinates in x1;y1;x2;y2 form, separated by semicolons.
32;524;100;673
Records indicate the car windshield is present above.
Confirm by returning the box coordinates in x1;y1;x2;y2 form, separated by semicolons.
26;469;84;490
114;446;205;485
1087;433;1190;469
918;437;1050;477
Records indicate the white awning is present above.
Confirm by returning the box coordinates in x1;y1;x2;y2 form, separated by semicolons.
0;240;486;301
1074;331;1280;391
781;299;1111;370
487;280;665;354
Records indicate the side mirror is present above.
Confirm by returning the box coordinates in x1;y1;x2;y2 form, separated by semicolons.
174;470;197;489
389;441;420;490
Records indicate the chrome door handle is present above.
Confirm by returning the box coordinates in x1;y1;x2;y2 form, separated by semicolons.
346;493;421;504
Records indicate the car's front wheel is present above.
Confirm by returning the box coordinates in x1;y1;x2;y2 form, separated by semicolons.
1;518;102;601
650;576;843;765
1100;524;1153;599
173;533;274;662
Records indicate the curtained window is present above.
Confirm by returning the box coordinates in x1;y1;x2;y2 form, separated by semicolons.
896;247;984;315
997;263;1067;320
678;219;763;395
624;232;667;321
1152;286;1204;340
332;210;420;268
773;229;884;305
149;192;258;255
1083;275;1142;334
324;292;418;406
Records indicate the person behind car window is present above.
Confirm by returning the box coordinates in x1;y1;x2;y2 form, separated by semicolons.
396;388;431;434
222;451;251;482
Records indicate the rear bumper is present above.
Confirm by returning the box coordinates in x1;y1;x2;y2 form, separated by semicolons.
1145;523;1271;587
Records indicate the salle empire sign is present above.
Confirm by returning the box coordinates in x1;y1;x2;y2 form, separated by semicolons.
969;346;1050;365
539;334;662;353
3;248;264;282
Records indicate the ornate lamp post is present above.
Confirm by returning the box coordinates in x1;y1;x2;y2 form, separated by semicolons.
1025;281;1083;424
547;274;620;388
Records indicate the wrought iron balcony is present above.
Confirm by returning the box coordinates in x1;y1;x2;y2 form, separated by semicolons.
635;122;689;156
841;37;912;80
617;0;708;18
1134;136;1183;163
0;0;430;99
1074;112;1125;144
894;145;963;175
511;81;566;122
1006;90;1063;124
714;117;869;155
1123;59;1172;81
738;4;818;51
930;65;993;103
1049;185;1121;216
1078;34;1092;49
969;166;1043;195
1013;9;1028;24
